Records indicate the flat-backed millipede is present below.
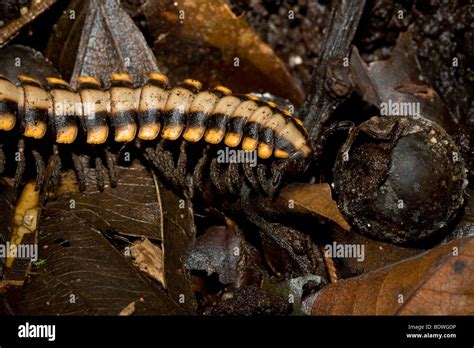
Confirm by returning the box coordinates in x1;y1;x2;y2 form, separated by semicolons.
0;72;312;196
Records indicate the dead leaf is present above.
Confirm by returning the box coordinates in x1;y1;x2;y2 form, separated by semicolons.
131;238;165;288
311;236;474;315
19;190;187;315
142;0;304;105
118;301;136;316
276;183;351;231
329;225;422;278
157;179;197;310
46;0;159;86
53;164;163;241
350;31;456;133
0;45;60;85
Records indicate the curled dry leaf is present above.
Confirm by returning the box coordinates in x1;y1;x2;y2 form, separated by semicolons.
131;239;165;288
46;0;159;86
276;183;350;231
142;0;304;104
311;236;474;315
118;301;136;316
350;31;455;133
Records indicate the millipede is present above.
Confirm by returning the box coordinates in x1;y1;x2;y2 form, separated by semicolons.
0;72;312;197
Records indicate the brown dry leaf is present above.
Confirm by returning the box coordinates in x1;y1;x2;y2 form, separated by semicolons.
131;238;165;288
118;300;138;316
142;0;304;104
329;225;421;278
276;183;351;231
311;237;474;315
350;31;456;133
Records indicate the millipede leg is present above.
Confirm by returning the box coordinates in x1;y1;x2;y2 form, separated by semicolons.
192;146;209;193
72;153;86;192
14;138;25;188
243;162;260;192
105;148;117;188
146;144;177;187
95;156;105;191
225;162;240;195
268;160;287;197
210;158;225;193
31;150;45;190
176;141;188;188
257;163;271;195
44;144;61;194
162;149;179;188
154;140;179;187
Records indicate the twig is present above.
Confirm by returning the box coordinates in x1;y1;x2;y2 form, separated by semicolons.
0;0;58;48
301;0;366;149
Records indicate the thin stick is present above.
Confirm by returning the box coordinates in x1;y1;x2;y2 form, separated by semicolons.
0;0;58;47
301;0;366;149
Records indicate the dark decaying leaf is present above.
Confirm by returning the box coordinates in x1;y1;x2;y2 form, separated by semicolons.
184;226;263;287
350;31;456;133
46;0;158;87
259;224;323;279
53;164;162;240
158;181;197;310
329;225;422;278
311;236;474;315
18;197;187;315
0;0;57;47
142;0;304;105
0;44;59;84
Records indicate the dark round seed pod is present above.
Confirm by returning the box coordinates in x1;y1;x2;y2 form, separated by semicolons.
333;116;468;245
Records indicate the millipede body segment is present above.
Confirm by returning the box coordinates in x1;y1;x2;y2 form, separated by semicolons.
0;73;311;159
0;72;312;195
